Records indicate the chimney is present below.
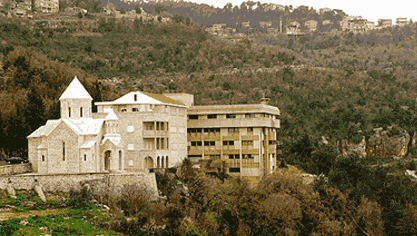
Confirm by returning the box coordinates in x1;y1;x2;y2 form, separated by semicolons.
261;98;270;105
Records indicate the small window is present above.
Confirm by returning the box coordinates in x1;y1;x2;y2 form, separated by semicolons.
132;108;138;112
223;140;234;146
275;115;279;119
248;127;253;132
62;142;65;161
228;127;239;133
229;168;240;173
68;107;71;117
134;94;137;101
84;154;87;161
226;114;236;118
121;109;127;112
208;114;217;119
41;155;45;162
80;107;83;117
245;113;255;118
188;115;199;120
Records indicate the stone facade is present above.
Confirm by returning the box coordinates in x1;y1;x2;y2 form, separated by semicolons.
28;76;188;175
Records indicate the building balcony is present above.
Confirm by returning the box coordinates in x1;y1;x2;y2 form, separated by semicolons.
143;130;156;137
222;147;240;154
188;133;202;141
204;147;221;155
203;133;221;141
188;117;280;129
188;146;203;155
242;147;259;154
223;133;240;140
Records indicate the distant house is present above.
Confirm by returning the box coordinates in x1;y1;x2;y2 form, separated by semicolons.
339;16;366;32
267;27;278;34
322;20;332;26
378;19;392;27
319;7;332;15
212;23;226;30
259;20;272;28
241;21;251;28
33;0;59;13
297;5;309;11
304;20;318;31
396;17;408;26
366;21;375;30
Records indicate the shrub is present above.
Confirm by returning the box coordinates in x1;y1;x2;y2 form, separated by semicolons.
118;183;153;217
68;186;94;209
77;12;83;19
409;160;417;171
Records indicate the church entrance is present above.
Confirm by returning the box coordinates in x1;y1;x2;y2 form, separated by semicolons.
145;156;154;169
104;150;111;171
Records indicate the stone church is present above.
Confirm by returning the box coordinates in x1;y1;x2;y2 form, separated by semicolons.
27;76;189;174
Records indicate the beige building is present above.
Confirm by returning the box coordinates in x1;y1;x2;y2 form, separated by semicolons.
378;19;392;28
304;20;318;31
186;98;280;181
396;17;408;26
28;77;188;174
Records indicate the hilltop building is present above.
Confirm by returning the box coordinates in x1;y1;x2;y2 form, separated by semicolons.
186;98;280;181
378;19;392;28
27;77;281;181
33;0;59;13
396;17;408;26
304;20;318;31
319;7;332;15
27;77;187;174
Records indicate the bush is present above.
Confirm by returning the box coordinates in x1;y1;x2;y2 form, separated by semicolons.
77;12;83;19
118;183;153;217
68;186;94;209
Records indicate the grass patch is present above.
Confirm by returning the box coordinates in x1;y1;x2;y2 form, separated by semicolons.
0;209;122;236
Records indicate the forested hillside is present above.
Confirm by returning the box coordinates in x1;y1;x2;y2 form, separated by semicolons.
3;6;417;234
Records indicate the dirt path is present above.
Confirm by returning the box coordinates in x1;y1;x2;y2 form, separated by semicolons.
0;208;71;222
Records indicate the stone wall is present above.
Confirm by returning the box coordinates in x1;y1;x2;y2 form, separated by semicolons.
0;164;32;175
0;172;158;199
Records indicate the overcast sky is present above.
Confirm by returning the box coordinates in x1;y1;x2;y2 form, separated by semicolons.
187;0;416;23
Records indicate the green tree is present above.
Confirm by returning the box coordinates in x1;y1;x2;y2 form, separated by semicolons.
26;85;45;133
134;6;142;14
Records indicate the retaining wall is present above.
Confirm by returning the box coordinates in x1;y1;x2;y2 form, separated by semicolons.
0;163;32;175
0;171;158;199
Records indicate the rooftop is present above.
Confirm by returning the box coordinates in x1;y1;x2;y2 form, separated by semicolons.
59;76;93;100
95;91;186;107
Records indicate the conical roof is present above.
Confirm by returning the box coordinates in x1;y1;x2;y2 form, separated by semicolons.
59;76;92;100
105;109;118;121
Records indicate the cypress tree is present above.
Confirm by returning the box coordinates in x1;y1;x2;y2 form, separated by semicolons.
26;85;45;133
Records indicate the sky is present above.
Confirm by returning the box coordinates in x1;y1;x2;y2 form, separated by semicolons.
186;0;417;24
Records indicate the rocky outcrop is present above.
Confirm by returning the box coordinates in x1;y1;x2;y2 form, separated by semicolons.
367;125;410;159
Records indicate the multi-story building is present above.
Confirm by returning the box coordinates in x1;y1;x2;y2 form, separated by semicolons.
339;16;367;32
304;20;318;31
33;0;59;13
366;21;375;30
185;98;280;182
259;20;272;28
319;7;332;15
28;77;188;174
378;19;392;28
396;17;408;26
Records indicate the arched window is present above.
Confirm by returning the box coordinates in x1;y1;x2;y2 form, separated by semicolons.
119;151;122;170
157;156;160;168
166;156;168;168
161;156;164;168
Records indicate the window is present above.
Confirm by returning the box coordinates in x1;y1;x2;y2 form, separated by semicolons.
228;127;239;133
245;113;256;118
188;128;202;134
80;107;83;117
229;154;239;159
84;154;87;161
42;155;45;162
119;151;122;170
242;140;254;146
229;168;241;173
275;115;279;119
134;94;137;101
208;114;217;119
68;108;71;117
188;115;199;120
121;109;127;112
62;142;65;161
223;140;234;146
248;127;253;133
132;108;138;112
226;114;236;118
204;141;215;146
269;140;276;145
191;141;202;146
242;154;253;159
